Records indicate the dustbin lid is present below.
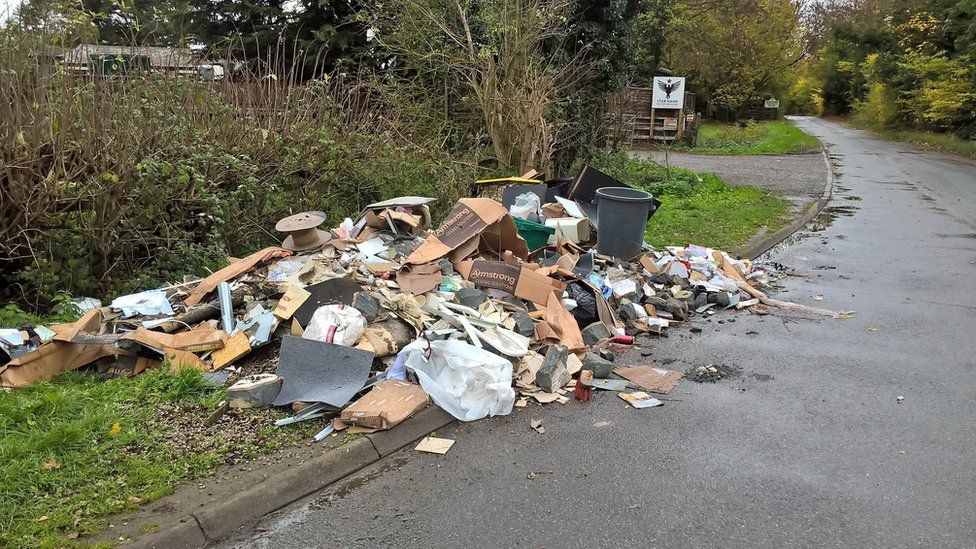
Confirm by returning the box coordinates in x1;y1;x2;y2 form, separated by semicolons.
595;187;652;203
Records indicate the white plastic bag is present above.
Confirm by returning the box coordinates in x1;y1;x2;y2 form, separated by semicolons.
509;192;541;221
403;339;515;421
302;304;366;346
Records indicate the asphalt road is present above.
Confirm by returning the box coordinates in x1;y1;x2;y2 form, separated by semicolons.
216;117;976;548
635;148;827;213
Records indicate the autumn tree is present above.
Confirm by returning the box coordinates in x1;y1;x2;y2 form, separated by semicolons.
661;0;804;113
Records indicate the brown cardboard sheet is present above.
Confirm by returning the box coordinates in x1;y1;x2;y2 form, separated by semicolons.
455;260;565;306
406;199;528;265
340;380;430;430
185;247;291;306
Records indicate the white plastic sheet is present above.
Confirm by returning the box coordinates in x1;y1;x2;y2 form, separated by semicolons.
509;192;541;221
302;304;366;347
109;290;173;317
403;339;515;421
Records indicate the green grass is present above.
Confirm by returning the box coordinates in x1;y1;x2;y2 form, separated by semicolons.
681;120;821;155
846;118;976;159
0;368;314;547
590;150;791;252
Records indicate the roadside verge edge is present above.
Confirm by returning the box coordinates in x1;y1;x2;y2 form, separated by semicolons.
739;143;834;260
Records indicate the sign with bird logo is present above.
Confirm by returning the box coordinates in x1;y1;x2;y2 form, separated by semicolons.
652;76;686;109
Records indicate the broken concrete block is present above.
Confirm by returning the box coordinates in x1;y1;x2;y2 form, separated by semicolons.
352;292;380;322
228;373;283;408
536;345;570;392
513;311;536;338
581;321;612;346
455;287;487;309
582;352;614;378
617;299;641;323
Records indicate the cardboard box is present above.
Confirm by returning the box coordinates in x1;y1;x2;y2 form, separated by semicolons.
545;217;590;244
340;379;430;430
406;198;528;265
455;260;565;306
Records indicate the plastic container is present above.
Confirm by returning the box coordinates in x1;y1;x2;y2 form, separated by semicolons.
595;187;655;260
513;216;556;252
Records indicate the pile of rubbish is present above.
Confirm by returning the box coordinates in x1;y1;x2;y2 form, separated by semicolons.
0;165;828;439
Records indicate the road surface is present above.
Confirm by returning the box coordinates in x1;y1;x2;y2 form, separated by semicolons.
635;148;827;214
217;117;976;548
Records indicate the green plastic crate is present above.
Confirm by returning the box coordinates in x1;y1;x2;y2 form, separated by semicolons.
513;216;555;251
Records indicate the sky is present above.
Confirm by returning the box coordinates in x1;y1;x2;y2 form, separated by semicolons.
1;0;19;22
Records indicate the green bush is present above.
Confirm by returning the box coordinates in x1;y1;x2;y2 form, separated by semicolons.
0;65;481;311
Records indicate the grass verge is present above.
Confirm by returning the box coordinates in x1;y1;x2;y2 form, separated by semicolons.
0;367;317;548
590;150;791;252
680;120;820;155
845;118;976;159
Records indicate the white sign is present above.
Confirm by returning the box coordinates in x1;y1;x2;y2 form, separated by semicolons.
764;98;780;109
652;76;685;109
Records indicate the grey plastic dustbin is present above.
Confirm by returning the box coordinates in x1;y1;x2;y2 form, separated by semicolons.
595;187;654;260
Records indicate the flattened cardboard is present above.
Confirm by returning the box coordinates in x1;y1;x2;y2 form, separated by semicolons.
211;331;251;370
415;436;455;454
52;308;107;342
185;247;291;306
121;327;228;354
456;260;565;306
406;198;528;264
340;380;430;430
273;285;311;320
273;336;372;407
614;366;682;395
163;348;208;372
639;254;659;275
396;263;442;295
534;291;585;351
98;355;160;379
1;340;118;388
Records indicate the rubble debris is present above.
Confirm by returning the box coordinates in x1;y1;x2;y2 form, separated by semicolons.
2;163;849;461
536;345;570;393
352;292;380;322
530;418;546;434
582;353;614;379
683;363;741;383
184;247;291;307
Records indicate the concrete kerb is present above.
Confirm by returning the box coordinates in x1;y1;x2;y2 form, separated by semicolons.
130;405;457;548
739;144;835;260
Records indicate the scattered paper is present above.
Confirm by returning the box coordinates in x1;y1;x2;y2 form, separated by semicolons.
530;419;545;434
619;391;663;409
415;436;455;455
614;365;682;395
